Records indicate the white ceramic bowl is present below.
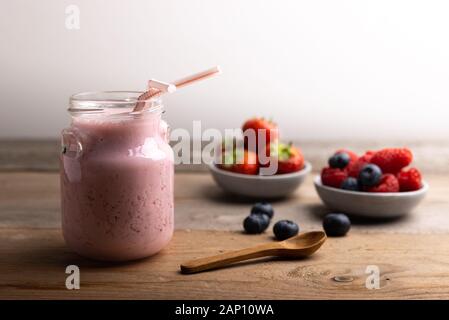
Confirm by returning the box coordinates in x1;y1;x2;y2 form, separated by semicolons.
209;162;312;199
314;175;428;218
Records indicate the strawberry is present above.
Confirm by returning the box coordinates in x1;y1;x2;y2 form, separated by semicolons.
262;142;305;173
370;148;413;174
346;151;375;178
275;143;305;174
218;146;259;175
242;117;279;152
365;174;400;193
321;167;348;188
397;168;422;191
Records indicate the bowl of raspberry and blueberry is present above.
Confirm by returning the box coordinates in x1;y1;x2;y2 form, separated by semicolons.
209;117;311;198
314;148;428;218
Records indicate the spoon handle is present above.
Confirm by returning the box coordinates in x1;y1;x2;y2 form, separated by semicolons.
180;243;278;274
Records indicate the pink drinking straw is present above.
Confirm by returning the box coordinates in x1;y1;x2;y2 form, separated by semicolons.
148;79;177;93
133;66;221;112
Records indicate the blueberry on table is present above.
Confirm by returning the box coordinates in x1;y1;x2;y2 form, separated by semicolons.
251;202;274;219
358;164;382;187
323;213;351;237
341;177;360;191
273;220;299;240
328;152;351;169
243;214;270;234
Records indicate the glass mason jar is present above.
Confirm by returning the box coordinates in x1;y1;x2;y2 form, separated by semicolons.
60;91;174;261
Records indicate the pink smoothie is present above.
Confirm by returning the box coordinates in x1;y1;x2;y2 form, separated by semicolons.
60;112;174;261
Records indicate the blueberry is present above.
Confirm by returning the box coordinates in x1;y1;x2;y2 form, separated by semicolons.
273;220;299;240
323;213;351;237
243;214;270;234
328;152;350;169
251;202;274;219
358;164;382;187
341;177;360;191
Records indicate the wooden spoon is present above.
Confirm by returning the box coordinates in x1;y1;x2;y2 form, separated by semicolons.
180;231;326;274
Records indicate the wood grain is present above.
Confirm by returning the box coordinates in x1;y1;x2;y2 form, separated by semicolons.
1;171;449;299
2;228;449;299
1;172;449;234
2;139;449;173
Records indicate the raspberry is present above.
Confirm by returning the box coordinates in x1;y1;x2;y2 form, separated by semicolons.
397;168;422;191
346;151;375;178
360;150;375;162
321;167;348;188
335;149;358;163
370;148;413;174
365;174;399;193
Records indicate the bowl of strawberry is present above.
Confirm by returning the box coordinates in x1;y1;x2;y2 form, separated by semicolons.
314;148;428;218
209;117;311;198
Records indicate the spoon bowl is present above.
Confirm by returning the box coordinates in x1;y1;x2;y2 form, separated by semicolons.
180;231;326;274
278;231;327;257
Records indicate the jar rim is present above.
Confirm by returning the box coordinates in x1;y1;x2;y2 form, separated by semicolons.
69;91;163;117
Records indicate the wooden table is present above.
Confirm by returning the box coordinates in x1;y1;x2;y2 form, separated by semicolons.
1;171;449;299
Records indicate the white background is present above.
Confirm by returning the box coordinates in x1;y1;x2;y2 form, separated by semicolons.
1;0;449;141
